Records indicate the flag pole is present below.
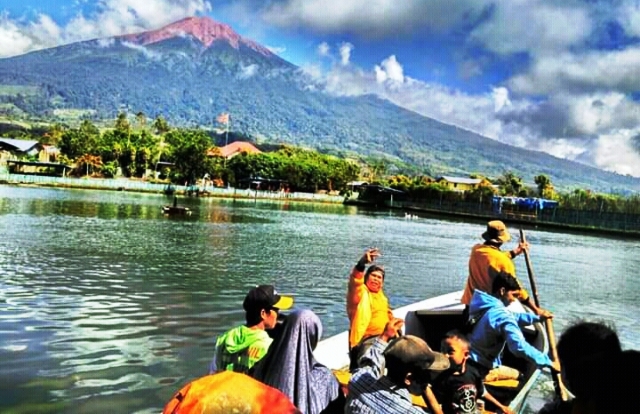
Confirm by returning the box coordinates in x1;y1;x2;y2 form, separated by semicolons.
224;114;230;169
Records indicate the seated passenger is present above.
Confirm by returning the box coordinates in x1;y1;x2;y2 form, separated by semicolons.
252;309;343;414
163;371;300;414
347;248;395;371
537;321;622;414
467;273;560;379
429;330;513;414
346;318;450;414
209;285;293;374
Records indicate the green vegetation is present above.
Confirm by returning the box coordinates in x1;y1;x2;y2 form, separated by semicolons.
3;116;640;212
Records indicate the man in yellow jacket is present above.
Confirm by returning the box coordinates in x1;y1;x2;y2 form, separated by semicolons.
347;248;397;371
461;220;550;317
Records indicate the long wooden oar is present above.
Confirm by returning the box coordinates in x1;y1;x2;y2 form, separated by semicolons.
519;229;568;401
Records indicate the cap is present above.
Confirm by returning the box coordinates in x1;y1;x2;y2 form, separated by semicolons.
384;335;450;373
482;220;511;243
243;285;294;313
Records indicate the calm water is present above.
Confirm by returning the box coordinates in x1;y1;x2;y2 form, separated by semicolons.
0;186;638;414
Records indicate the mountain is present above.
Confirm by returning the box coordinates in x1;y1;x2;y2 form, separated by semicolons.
0;16;639;192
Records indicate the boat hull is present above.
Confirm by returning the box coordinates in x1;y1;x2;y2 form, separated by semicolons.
314;290;548;414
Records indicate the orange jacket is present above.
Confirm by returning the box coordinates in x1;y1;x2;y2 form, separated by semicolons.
163;371;300;414
461;243;529;305
346;267;393;348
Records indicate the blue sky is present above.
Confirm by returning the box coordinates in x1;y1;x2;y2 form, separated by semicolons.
2;0;640;178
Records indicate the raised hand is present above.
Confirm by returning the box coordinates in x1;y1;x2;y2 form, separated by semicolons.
359;248;381;266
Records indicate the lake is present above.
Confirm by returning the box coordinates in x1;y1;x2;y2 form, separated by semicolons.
0;186;638;413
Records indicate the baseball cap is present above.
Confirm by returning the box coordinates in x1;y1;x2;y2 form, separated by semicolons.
243;285;294;313
384;335;450;373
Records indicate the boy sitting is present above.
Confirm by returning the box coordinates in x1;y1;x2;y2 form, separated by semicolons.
428;330;513;414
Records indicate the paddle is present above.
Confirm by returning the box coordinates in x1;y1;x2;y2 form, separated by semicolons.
519;229;568;401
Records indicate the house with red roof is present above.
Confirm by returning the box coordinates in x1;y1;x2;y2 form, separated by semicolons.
207;141;262;159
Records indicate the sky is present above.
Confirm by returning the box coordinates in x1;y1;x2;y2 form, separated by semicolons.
2;0;640;178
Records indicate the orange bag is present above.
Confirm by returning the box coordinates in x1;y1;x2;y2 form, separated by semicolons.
163;371;300;414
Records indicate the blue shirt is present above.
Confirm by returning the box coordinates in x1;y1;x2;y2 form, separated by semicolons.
346;338;430;414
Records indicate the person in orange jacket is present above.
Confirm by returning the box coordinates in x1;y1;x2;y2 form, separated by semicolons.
346;248;397;371
461;220;550;318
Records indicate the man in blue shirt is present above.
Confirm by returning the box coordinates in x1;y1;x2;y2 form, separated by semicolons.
467;272;560;378
346;318;450;413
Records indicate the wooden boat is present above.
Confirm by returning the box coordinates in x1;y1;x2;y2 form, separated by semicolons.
162;197;192;216
313;291;548;414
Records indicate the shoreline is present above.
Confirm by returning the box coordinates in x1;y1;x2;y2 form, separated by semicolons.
346;199;640;239
4;173;639;238
0;173;345;204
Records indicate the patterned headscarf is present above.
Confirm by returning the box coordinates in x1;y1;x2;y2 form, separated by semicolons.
252;309;340;414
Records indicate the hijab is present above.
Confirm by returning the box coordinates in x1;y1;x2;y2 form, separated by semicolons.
252;309;340;414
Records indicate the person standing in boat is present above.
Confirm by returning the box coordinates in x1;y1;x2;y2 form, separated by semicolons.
347;248;395;371
466;273;560;380
209;285;293;374
462;220;551;318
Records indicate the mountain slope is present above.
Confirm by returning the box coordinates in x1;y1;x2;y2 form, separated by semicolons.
0;16;638;192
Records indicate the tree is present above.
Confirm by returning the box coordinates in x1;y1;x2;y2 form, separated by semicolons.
115;112;131;134
152;116;171;135
498;171;524;196
135;111;147;130
165;129;214;184
534;174;556;199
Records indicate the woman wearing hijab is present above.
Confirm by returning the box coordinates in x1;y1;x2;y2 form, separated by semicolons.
252;309;344;414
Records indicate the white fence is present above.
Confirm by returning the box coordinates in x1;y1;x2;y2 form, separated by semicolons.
0;173;344;203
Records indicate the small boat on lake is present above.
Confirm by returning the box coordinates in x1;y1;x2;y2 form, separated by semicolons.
313;291;548;414
162;197;191;216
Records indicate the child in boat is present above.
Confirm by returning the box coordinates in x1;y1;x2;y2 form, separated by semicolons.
428;330;513;414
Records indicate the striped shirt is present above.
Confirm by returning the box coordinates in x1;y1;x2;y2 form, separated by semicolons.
346;338;430;414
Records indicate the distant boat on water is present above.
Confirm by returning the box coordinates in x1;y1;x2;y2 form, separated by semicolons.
162;196;191;216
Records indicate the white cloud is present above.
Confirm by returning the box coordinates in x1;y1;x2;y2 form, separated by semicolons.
238;63;259;79
266;45;286;55
305;53;640;177
509;47;640;95
263;0;488;37
121;40;162;60
618;0;640;37
374;55;404;83
317;42;330;57
470;1;592;56
593;131;640;176
492;87;510;112
339;42;353;66
0;0;212;57
0;14;35;58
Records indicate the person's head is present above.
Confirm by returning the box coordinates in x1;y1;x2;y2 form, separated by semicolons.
441;330;470;371
364;265;385;293
384;335;450;394
556;320;621;398
482;220;511;246
243;285;294;329
280;308;323;350
491;272;522;306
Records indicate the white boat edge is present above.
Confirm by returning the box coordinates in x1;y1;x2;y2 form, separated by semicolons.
314;290;465;370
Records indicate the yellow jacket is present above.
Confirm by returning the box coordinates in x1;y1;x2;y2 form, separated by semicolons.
461;243;529;305
346;267;393;348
